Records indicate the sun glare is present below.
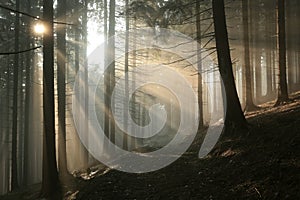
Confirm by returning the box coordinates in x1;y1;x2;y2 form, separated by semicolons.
34;23;45;34
87;21;105;55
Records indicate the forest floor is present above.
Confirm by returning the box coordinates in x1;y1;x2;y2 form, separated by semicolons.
1;93;300;200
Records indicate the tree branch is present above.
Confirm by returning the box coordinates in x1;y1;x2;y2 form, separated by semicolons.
0;5;76;26
0;45;42;55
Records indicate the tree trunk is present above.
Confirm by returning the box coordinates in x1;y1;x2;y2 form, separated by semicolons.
255;49;262;103
104;0;110;150
131;19;137;149
286;0;292;92
109;0;116;144
265;0;273;98
23;41;31;185
23;0;33;186
73;0;89;169
18;52;25;186
242;0;257;111
212;0;248;134
276;0;289;105
196;0;204;127
5;56;11;193
57;0;68;175
74;2;80;74
104;0;116;147
123;0;129;150
83;0;90;168
11;0;20;190
41;0;59;197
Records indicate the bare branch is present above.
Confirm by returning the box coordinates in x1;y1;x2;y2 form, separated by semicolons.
0;45;42;55
0;4;76;26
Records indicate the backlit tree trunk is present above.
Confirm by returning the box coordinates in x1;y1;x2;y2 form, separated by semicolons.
123;0;130;150
41;0;59;197
242;0;257;111
196;0;204;127
104;0;116;146
109;0;116;144
11;0;20;190
276;0;289;105
212;0;248;133
57;0;68;175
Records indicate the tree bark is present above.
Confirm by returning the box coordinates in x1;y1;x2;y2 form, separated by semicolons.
196;0;204;127
104;0;116;146
57;0;68;175
23;0;33;186
109;0;116;144
276;0;289;105
255;49;262;103
79;0;90;168
265;0;273;99
41;0;59;197
123;0;130;150
212;0;248;133
104;0;110;149
23;42;31;185
11;0;20;190
242;0;257;111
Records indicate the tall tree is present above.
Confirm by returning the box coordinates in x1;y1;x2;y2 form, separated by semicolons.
123;0;130;150
104;0;116;145
23;41;32;186
264;0;274;100
11;0;20;190
73;0;89;169
57;0;68;175
242;0;258;111
23;0;33;185
82;0;89;168
275;0;289;105
212;0;248;133
196;0;204;127
109;0;116;143
103;0;110;149
40;0;59;197
74;1;80;74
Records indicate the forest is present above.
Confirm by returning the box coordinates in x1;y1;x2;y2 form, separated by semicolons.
0;0;299;199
